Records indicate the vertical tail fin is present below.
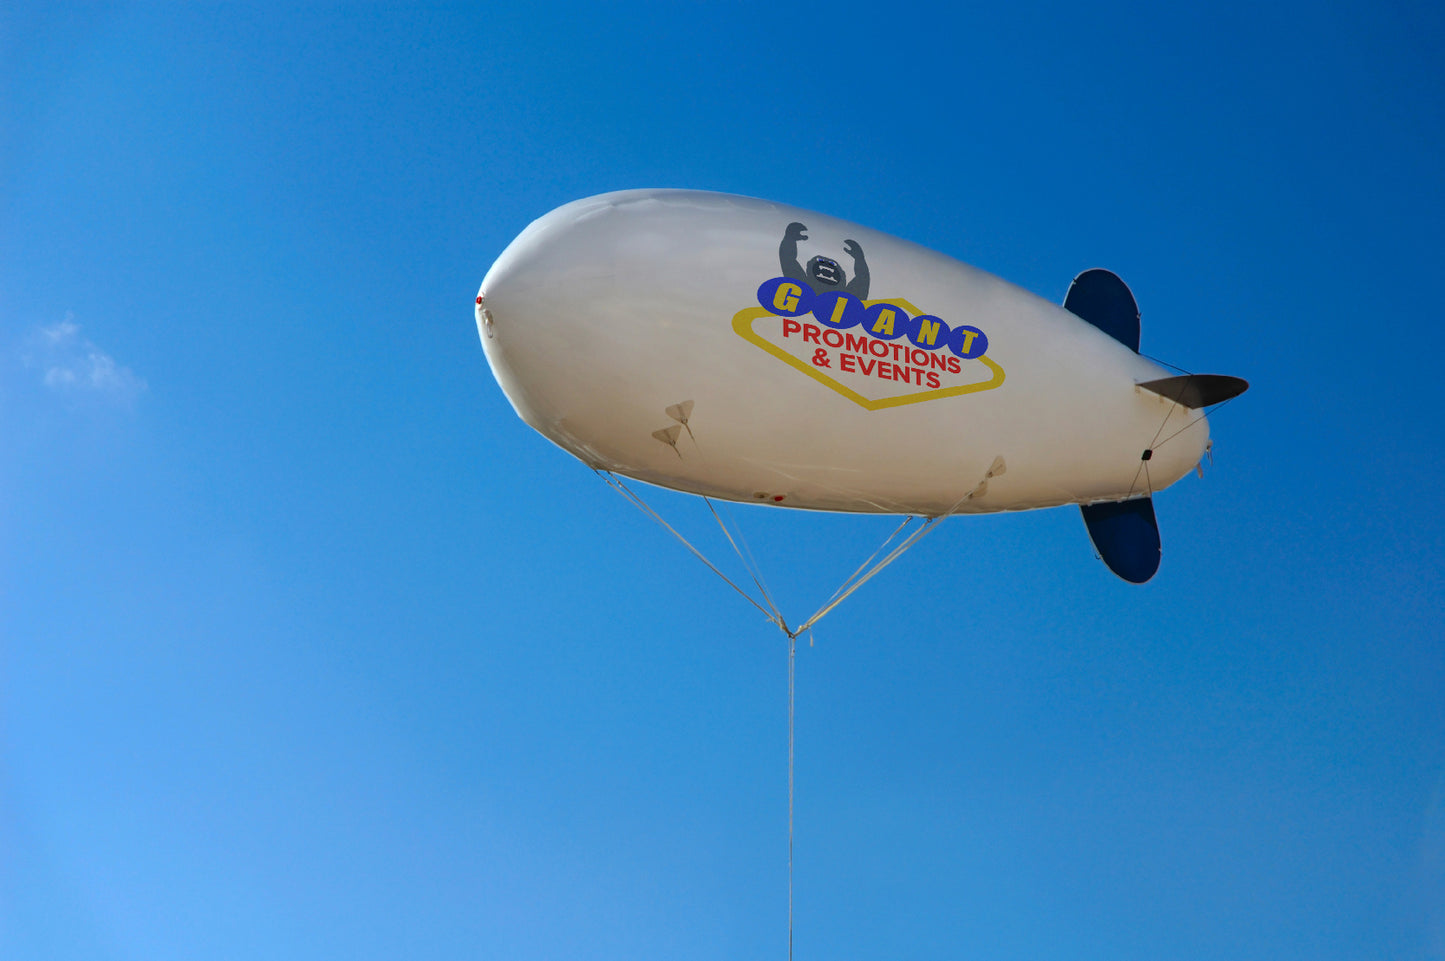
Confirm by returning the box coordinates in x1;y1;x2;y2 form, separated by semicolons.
1064;268;1140;352
1080;497;1161;583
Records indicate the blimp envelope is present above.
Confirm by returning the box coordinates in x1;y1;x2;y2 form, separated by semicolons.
477;189;1226;521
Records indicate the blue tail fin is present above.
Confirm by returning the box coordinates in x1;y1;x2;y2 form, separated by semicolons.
1080;497;1161;583
1064;268;1140;352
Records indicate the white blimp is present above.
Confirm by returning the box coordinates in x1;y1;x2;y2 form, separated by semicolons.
476;189;1247;583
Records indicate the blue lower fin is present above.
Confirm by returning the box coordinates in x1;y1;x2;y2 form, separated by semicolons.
1080;497;1161;583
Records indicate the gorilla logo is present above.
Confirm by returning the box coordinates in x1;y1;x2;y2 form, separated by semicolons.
779;222;870;300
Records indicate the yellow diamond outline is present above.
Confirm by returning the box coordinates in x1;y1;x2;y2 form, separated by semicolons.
732;298;1006;411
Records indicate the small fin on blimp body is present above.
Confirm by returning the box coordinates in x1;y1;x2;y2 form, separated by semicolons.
1137;374;1249;409
1064;268;1140;352
1080;496;1161;583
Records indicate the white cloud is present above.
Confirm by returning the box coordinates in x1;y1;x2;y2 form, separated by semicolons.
24;315;148;404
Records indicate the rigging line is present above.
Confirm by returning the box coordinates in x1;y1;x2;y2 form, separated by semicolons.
1130;384;1192;497
818;515;917;611
722;501;773;596
1126;446;1150;497
1145;389;1188;452
605;473;780;628
1138;352;1193;375
1154;411;1208;450
793;518;940;634
732;506;787;626
793;482;980;637
1129;393;1245;497
787;629;796;961
1151;394;1244;452
596;471;784;629
705;496;784;628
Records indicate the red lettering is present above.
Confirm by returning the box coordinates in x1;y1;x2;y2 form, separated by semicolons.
785;312;979;390
774;291;981;392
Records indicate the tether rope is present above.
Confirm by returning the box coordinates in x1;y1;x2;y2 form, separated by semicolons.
596;463;1001;961
788;629;796;961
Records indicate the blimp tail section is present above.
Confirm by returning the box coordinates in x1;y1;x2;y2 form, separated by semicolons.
1064;269;1158;581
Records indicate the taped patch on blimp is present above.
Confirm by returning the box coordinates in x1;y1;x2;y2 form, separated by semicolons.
733;277;1005;410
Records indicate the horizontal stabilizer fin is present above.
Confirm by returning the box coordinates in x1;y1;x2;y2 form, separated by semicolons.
1064;268;1140;352
1080;497;1161;583
1138;374;1249;409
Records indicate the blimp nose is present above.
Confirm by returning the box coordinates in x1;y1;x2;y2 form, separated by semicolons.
474;230;544;344
474;290;495;340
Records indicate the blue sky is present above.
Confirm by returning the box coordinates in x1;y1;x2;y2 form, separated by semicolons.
3;2;1442;959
